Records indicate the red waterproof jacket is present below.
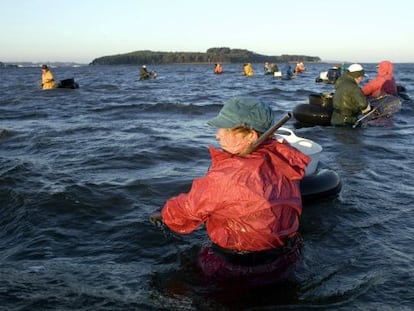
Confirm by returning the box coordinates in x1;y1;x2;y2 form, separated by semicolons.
161;139;311;252
362;61;397;98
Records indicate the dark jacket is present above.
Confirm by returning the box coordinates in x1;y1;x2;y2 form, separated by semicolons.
327;67;341;83
139;67;149;80
331;73;369;126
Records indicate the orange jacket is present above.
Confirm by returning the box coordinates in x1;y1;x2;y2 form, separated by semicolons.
214;64;223;74
362;61;397;97
161;139;310;252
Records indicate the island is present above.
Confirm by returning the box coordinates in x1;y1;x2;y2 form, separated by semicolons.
89;47;321;65
0;61;18;68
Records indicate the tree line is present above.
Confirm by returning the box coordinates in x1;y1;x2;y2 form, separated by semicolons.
89;47;321;65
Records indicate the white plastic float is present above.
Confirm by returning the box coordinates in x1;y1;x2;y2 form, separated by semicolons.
274;127;341;202
275;127;322;176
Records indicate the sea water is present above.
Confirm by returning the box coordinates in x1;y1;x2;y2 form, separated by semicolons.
1;63;413;310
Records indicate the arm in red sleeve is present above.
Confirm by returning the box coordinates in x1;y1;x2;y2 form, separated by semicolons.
161;192;204;234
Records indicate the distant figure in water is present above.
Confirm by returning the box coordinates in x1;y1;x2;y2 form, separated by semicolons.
139;65;150;80
243;63;254;76
214;63;223;74
264;62;279;75
294;62;306;74
327;65;341;83
284;64;294;79
139;65;157;80
41;64;56;90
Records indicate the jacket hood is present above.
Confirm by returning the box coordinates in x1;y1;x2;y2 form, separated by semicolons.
377;61;393;76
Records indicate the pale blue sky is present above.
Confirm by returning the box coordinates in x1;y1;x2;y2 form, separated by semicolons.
1;0;412;63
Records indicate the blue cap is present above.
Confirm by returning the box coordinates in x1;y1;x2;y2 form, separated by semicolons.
207;98;275;133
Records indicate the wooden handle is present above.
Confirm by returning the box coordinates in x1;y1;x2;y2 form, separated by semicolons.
238;112;292;156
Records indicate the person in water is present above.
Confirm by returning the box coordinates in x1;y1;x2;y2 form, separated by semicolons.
294;62;306;74
285;64;294;79
214;63;223;74
139;65;150;80
41;64;56;90
264;62;271;74
331;63;371;126
327;65;341;83
243;63;254;76
264;62;279;74
362;60;397;98
150;98;310;282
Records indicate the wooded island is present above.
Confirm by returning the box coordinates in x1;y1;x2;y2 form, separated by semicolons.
89;47;321;65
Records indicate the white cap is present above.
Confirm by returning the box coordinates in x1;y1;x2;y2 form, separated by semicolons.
348;63;364;72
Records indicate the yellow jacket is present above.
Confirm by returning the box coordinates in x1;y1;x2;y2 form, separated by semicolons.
42;69;56;89
243;63;254;76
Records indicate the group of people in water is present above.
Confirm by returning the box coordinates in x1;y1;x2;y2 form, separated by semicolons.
42;59;399;128
41;64;158;88
149;58;401;285
40;56;401;286
40;57;400;290
331;60;398;126
213;60;400;127
41;61;308;90
211;61;306;79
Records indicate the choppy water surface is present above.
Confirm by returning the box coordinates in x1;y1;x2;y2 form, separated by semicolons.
1;63;413;310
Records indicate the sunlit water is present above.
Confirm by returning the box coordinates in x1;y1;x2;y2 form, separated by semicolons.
1;63;413;310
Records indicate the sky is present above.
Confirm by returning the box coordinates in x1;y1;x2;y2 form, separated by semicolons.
1;0;413;64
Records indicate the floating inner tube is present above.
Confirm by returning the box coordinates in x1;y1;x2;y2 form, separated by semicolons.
397;84;407;93
398;92;411;101
293;104;332;126
369;95;401;115
295;93;403;128
308;93;333;107
57;78;79;89
300;168;342;202
397;85;410;101
140;71;157;80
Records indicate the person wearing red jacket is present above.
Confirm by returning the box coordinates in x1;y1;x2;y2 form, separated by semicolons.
214;63;223;74
150;98;310;283
362;60;397;98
